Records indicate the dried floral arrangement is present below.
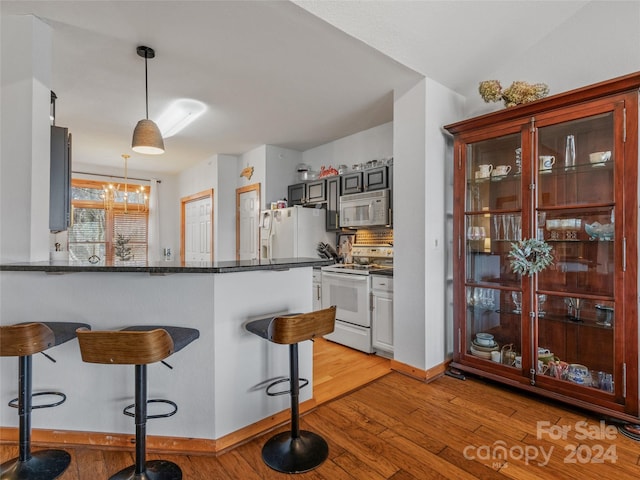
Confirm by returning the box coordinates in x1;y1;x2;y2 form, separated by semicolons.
508;238;553;276
479;80;549;107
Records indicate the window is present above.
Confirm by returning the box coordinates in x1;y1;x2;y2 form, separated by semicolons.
68;179;149;264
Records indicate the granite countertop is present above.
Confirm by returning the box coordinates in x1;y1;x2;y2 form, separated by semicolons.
0;257;334;274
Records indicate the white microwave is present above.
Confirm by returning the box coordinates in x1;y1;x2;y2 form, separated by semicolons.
339;189;390;228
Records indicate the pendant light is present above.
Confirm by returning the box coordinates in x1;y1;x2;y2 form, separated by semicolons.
132;46;165;155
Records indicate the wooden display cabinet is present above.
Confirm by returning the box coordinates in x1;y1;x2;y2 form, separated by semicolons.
444;72;640;422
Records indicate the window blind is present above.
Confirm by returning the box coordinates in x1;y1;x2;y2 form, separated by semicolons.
112;210;148;262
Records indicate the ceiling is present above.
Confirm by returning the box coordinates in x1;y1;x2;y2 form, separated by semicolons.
1;1;594;174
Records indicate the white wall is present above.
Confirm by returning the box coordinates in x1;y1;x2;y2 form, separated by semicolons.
302;122;393;170
423;79;464;367
0;15;52;263
462;1;640;118
265;145;301;206
215;154;238;261
393;78;464;371
239;145;267;208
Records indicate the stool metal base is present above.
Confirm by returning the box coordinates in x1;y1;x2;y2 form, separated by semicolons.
109;460;182;480
0;449;71;480
262;430;328;473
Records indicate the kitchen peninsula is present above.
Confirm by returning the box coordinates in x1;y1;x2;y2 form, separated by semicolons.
0;257;332;452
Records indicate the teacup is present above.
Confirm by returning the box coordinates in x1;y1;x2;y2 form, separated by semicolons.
589;151;611;164
477;164;493;178
539;155;555;172
492;165;511;176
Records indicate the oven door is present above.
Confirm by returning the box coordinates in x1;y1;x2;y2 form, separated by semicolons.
321;271;370;327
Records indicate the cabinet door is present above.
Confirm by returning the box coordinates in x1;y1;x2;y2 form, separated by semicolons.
326;177;341;231
341;172;363;195
49;126;71;232
306;179;326;203
533;101;629;408
288;183;306;206
363;166;387;191
372;291;393;352
458;127;527;374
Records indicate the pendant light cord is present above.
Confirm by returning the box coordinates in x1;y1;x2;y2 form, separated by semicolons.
144;54;149;120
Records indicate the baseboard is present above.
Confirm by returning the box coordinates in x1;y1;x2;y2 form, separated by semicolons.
0;398;317;456
391;359;448;382
215;398;317;453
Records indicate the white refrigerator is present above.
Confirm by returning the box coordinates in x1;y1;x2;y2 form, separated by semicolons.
260;206;334;260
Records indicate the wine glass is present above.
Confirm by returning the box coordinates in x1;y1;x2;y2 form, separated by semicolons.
565;297;583;321
537;294;547;317
493;214;502;240
502;214;511;241
512;214;522;241
511;291;522;314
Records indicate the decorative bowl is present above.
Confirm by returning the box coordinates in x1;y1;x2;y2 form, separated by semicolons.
584;222;614;241
475;333;494;346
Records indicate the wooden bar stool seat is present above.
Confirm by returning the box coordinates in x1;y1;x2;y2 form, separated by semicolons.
76;325;199;480
245;306;336;474
0;321;90;480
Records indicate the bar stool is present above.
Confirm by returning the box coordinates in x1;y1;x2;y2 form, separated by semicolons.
76;325;199;480
0;321;90;480
245;306;336;473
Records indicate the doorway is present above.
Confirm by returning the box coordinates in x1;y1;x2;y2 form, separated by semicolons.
181;189;214;262
236;184;260;261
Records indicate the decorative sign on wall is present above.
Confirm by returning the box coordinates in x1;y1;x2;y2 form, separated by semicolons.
240;166;254;181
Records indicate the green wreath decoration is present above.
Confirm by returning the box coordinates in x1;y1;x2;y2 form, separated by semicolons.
508;238;553;276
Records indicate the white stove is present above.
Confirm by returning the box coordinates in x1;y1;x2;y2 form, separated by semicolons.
321;245;393;352
321;246;393;275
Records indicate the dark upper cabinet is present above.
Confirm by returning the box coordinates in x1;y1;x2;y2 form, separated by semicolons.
288;183;306;206
326;177;340;231
341;172;363;195
306;179;326;203
363;166;388;191
49;126;71;232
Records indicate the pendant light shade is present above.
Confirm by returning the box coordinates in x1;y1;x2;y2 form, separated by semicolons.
132;46;164;155
132;119;164;154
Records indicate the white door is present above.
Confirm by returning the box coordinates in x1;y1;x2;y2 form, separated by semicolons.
185;196;212;261
238;187;260;261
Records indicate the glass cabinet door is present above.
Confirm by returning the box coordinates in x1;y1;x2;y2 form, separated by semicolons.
464;132;524;369
534;111;618;396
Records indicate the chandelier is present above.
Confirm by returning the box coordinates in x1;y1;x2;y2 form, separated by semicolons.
102;154;149;213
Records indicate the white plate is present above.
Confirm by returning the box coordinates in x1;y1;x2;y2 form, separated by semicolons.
470;346;492;359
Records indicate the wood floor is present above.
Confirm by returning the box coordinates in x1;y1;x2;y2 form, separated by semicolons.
3;341;640;478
